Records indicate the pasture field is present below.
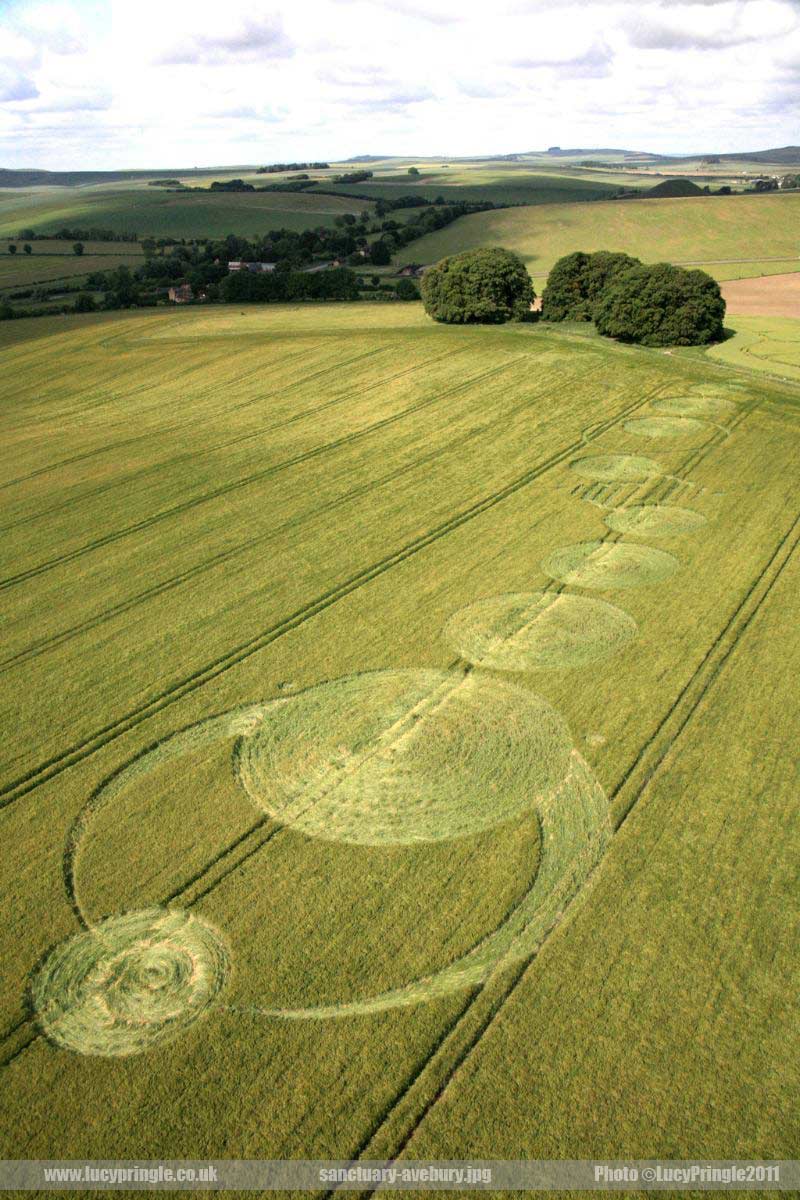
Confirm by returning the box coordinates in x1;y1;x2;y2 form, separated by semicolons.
0;304;798;1170
398;191;800;283
0;240;143;291
0;186;373;240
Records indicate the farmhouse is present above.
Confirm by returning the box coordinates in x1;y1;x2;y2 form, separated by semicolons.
168;283;193;303
228;261;277;273
398;263;425;277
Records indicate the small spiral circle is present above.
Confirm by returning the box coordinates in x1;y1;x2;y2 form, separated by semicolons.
31;908;230;1057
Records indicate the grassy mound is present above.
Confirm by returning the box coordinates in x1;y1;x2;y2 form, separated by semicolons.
542;541;680;589
646;178;704;199
31;908;230;1057
443;592;638;671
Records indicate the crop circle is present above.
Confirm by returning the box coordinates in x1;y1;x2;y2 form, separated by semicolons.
542;540;679;589
31;908;230;1057
236;670;574;844
569;453;661;483
652;395;736;419
604;505;707;539
443;592;638;671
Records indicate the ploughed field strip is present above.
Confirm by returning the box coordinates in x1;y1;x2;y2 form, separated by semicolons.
0;304;797;1165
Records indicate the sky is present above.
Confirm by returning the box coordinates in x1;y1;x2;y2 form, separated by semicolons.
0;0;799;169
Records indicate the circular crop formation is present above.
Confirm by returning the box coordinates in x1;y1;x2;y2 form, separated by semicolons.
236;669;574;845
31;908;230;1057
542;540;680;590
652;395;736;419
604;505;708;539
569;453;661;483
623;415;708;439
443;592;638;671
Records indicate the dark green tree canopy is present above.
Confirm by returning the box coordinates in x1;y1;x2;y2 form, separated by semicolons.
421;247;534;325
594;262;726;347
541;250;641;322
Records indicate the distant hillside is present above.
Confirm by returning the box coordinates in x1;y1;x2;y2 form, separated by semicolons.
0;166;255;189
535;147;646;157
668;146;800;165
340;155;398;163
395;191;800;283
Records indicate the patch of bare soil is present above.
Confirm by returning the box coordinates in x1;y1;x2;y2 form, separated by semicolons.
722;273;800;318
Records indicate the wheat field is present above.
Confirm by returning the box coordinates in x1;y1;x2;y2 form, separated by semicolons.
0;303;797;1171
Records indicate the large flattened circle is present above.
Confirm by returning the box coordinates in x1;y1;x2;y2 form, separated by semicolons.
542;540;680;590
236;670;573;845
443;592;638;671
652;395;736;419
569;453;661;483
604;505;708;539
31;908;230;1057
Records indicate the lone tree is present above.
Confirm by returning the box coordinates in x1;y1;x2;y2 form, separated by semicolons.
594;263;726;347
8;244;17;255
73;242;84;256
421;247;534;324
542;250;641;322
23;243;32;255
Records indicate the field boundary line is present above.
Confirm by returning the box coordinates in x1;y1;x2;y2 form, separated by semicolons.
0;380;663;809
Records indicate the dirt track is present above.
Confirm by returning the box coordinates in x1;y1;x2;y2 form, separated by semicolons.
722;273;800;318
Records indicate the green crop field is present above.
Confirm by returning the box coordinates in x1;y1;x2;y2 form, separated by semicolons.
707;314;800;382
312;169;626;206
399;191;800;283
0;240;143;291
0;185;373;240
0;303;798;1168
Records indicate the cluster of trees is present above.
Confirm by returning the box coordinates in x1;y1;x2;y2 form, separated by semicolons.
542;250;725;346
148;179;182;187
256;162;329;173
421;248;534;324
209;179;255;192
541;252;641;321
332;170;373;184
594;263;725;346
17;227;137;242
220;267;361;303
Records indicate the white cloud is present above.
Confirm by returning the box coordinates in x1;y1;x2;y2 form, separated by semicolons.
0;0;799;168
153;11;294;65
